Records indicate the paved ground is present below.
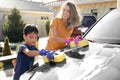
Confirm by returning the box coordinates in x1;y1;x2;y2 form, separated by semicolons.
38;37;48;50
0;68;14;80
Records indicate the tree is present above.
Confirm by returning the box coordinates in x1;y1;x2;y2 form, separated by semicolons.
2;8;26;42
45;20;50;35
2;36;12;65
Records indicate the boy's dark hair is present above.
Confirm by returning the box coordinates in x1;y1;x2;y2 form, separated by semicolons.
23;24;39;35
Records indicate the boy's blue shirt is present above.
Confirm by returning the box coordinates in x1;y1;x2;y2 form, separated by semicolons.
14;44;38;80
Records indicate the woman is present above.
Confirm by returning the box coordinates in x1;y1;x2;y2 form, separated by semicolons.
45;1;80;50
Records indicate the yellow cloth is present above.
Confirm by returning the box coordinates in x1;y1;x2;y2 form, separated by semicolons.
45;18;73;50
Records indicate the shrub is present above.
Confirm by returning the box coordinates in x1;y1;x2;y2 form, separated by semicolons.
2;36;12;65
0;62;3;70
45;20;50;35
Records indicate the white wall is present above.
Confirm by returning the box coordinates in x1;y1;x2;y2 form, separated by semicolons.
117;0;120;8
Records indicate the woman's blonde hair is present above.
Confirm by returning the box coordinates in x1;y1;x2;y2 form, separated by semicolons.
56;1;80;28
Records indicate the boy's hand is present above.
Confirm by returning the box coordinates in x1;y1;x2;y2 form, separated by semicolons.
39;49;56;60
39;49;50;55
46;51;56;60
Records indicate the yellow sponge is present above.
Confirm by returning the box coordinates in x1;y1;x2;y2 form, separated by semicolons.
78;39;89;47
42;56;49;63
69;41;76;48
42;52;66;63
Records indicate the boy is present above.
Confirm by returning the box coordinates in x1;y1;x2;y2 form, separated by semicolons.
14;24;54;80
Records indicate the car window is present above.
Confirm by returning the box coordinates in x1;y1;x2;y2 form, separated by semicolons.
85;9;120;44
82;16;96;27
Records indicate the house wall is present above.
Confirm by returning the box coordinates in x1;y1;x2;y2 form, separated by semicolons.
78;1;116;19
20;11;53;37
53;1;116;19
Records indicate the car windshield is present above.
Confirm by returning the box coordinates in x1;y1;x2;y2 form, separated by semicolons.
84;9;120;44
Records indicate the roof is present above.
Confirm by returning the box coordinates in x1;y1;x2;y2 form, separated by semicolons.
43;0;116;7
0;0;53;13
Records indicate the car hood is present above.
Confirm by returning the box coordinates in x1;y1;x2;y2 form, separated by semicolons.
20;42;120;80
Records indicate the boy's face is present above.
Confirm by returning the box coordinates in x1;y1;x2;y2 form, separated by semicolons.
23;32;38;46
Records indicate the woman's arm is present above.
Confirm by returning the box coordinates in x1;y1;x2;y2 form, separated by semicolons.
51;26;65;42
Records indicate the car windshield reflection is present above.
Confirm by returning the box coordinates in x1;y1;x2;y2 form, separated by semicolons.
84;9;120;44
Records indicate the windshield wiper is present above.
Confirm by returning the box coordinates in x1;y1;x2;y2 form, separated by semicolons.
87;39;96;42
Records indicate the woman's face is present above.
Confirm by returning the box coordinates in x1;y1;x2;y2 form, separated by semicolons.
62;5;70;21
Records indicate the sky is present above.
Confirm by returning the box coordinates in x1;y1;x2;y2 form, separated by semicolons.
27;0;57;3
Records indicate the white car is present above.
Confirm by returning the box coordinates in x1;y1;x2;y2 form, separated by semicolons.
20;8;120;80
